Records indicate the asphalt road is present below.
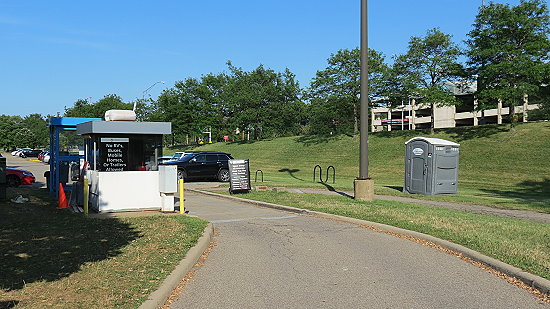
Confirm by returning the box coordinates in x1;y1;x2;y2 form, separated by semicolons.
170;192;548;309
6;156;547;307
4;154;49;188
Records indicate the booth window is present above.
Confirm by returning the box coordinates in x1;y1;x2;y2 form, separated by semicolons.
84;134;163;171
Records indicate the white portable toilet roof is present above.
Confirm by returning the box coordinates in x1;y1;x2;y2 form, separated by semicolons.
405;137;460;146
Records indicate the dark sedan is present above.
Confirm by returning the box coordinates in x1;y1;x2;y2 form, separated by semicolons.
160;151;233;182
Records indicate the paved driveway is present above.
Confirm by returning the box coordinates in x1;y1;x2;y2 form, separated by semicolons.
4;155;49;188
170;192;548;308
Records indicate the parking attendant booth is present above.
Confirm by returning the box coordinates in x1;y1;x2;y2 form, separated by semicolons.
404;137;460;195
77;119;172;212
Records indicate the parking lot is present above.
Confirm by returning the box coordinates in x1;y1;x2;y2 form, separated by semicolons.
4;154;50;189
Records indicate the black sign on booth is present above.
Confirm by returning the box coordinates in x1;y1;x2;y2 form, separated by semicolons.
99;137;129;171
229;159;251;193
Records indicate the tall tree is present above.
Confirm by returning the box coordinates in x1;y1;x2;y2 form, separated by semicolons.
306;48;388;135
224;62;305;140
466;0;550;126
151;74;230;144
0;115;23;150
393;28;463;133
64;94;132;118
21;114;49;148
0;114;48;150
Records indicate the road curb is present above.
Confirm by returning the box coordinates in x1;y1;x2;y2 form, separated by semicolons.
139;222;214;309
188;188;550;295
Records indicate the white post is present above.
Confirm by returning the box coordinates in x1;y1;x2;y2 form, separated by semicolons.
473;98;479;126
411;98;416;130
93;142;97;170
401;101;405;131
371;109;375;132
523;94;529;122
497;99;503;124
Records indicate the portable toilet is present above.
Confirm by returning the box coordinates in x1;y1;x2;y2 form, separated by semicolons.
404;137;460;195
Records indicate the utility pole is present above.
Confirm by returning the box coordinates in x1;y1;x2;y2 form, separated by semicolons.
354;0;374;201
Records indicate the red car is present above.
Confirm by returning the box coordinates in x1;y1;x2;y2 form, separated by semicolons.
6;167;36;187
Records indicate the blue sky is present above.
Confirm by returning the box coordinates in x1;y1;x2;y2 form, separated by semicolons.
1;0;521;117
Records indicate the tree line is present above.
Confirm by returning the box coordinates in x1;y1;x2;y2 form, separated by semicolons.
2;0;549;149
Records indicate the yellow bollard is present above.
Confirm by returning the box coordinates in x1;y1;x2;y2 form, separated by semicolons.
179;178;185;214
83;178;89;216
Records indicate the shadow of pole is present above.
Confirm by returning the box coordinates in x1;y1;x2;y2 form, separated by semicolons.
278;168;304;181
319;182;354;199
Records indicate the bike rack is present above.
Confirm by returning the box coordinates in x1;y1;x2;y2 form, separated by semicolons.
313;165;322;182
313;165;336;184
325;165;335;184
255;170;264;182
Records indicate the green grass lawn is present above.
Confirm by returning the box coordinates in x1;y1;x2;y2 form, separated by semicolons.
169;122;550;212
220;190;550;281
0;188;208;308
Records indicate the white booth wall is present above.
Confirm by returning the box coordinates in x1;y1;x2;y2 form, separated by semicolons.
88;170;162;212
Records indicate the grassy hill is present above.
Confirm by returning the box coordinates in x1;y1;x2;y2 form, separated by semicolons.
167;122;550;212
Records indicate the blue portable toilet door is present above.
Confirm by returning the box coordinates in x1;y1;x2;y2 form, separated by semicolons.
409;141;429;194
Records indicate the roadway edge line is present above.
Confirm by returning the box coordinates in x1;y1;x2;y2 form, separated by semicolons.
138;222;214;309
188;188;550;295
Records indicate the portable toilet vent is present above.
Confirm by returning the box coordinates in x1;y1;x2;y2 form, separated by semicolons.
404;137;460;195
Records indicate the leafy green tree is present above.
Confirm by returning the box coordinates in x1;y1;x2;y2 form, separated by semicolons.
466;0;550;125
64;94;132;118
151;75;228;144
0;114;48;150
527;85;550;120
223;62;305;140
306;48;388;135
21;114;49;148
0;115;23;151
391;28;462;133
14;128;36;149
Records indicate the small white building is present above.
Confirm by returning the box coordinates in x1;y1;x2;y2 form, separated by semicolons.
76;119;174;212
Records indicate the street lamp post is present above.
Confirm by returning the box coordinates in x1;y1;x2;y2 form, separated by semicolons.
134;81;166;111
354;0;374;201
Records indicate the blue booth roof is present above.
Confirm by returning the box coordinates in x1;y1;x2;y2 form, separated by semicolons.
48;117;102;127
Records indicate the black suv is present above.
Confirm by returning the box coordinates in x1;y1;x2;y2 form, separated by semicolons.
161;151;233;182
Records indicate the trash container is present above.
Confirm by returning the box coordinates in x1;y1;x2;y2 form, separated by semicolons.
404;137;460;195
44;171;50;191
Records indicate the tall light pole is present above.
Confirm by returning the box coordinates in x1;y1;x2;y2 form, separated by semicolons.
354;0;374;201
134;81;166;111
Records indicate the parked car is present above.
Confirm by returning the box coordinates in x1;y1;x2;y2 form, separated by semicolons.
157;156;173;164
169;151;200;161
11;149;29;156
6;167;36;187
19;149;42;158
38;151;47;161
160;151;233;182
42;152;50;163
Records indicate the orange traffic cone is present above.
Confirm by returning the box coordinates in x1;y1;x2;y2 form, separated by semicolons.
57;183;69;209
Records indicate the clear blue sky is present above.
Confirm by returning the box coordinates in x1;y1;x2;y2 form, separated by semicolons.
1;0;521;117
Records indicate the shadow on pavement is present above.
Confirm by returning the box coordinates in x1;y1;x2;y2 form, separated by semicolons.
319;182;354;199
